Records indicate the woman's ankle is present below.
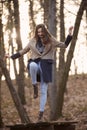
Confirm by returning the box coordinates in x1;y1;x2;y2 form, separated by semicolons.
38;111;44;120
33;84;38;99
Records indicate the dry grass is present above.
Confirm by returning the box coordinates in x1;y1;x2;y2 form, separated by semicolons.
1;74;87;129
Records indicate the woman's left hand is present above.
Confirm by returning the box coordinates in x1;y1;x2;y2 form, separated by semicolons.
69;26;74;35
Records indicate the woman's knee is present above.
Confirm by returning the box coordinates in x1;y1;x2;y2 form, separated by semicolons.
40;86;48;96
29;62;38;70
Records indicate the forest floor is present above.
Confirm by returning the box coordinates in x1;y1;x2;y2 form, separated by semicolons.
1;74;87;129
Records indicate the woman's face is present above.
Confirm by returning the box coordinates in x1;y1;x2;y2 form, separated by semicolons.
37;27;45;39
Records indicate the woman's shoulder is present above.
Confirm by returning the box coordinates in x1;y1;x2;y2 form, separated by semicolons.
50;36;57;41
29;37;36;43
28;38;36;46
49;36;58;45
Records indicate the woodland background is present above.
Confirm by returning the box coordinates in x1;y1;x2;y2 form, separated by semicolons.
0;0;87;129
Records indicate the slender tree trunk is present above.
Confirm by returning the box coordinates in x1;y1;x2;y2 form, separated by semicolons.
49;0;65;120
0;70;4;127
52;0;86;120
85;1;87;42
29;0;36;37
58;0;65;70
0;0;30;123
0;57;30;123
43;0;49;27
0;1;4;126
48;0;58;120
13;0;26;104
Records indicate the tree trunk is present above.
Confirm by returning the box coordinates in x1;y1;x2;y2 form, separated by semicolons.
85;1;87;42
0;57;30;123
52;0;86;120
13;0;26;104
0;70;4;127
29;0;36;37
48;0;58;120
0;1;4;126
58;0;65;70
50;0;66;121
43;0;49;27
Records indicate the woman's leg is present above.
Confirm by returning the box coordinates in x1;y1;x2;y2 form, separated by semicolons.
29;62;39;85
38;82;48;121
40;82;48;112
38;63;48;121
29;62;40;98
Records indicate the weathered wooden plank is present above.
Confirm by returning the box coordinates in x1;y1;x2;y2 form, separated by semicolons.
6;121;76;130
54;124;75;130
0;128;10;130
8;123;54;130
50;120;78;125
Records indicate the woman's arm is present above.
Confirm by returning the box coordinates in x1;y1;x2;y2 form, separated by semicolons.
5;43;30;60
11;52;21;59
65;26;73;46
55;26;73;48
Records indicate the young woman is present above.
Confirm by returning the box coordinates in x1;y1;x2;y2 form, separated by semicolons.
6;24;73;122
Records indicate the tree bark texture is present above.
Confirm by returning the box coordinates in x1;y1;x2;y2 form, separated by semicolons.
0;1;4;126
0;57;30;123
13;0;26;104
52;0;86;120
48;0;58;120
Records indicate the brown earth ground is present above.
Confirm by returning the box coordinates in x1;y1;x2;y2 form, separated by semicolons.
1;74;87;129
